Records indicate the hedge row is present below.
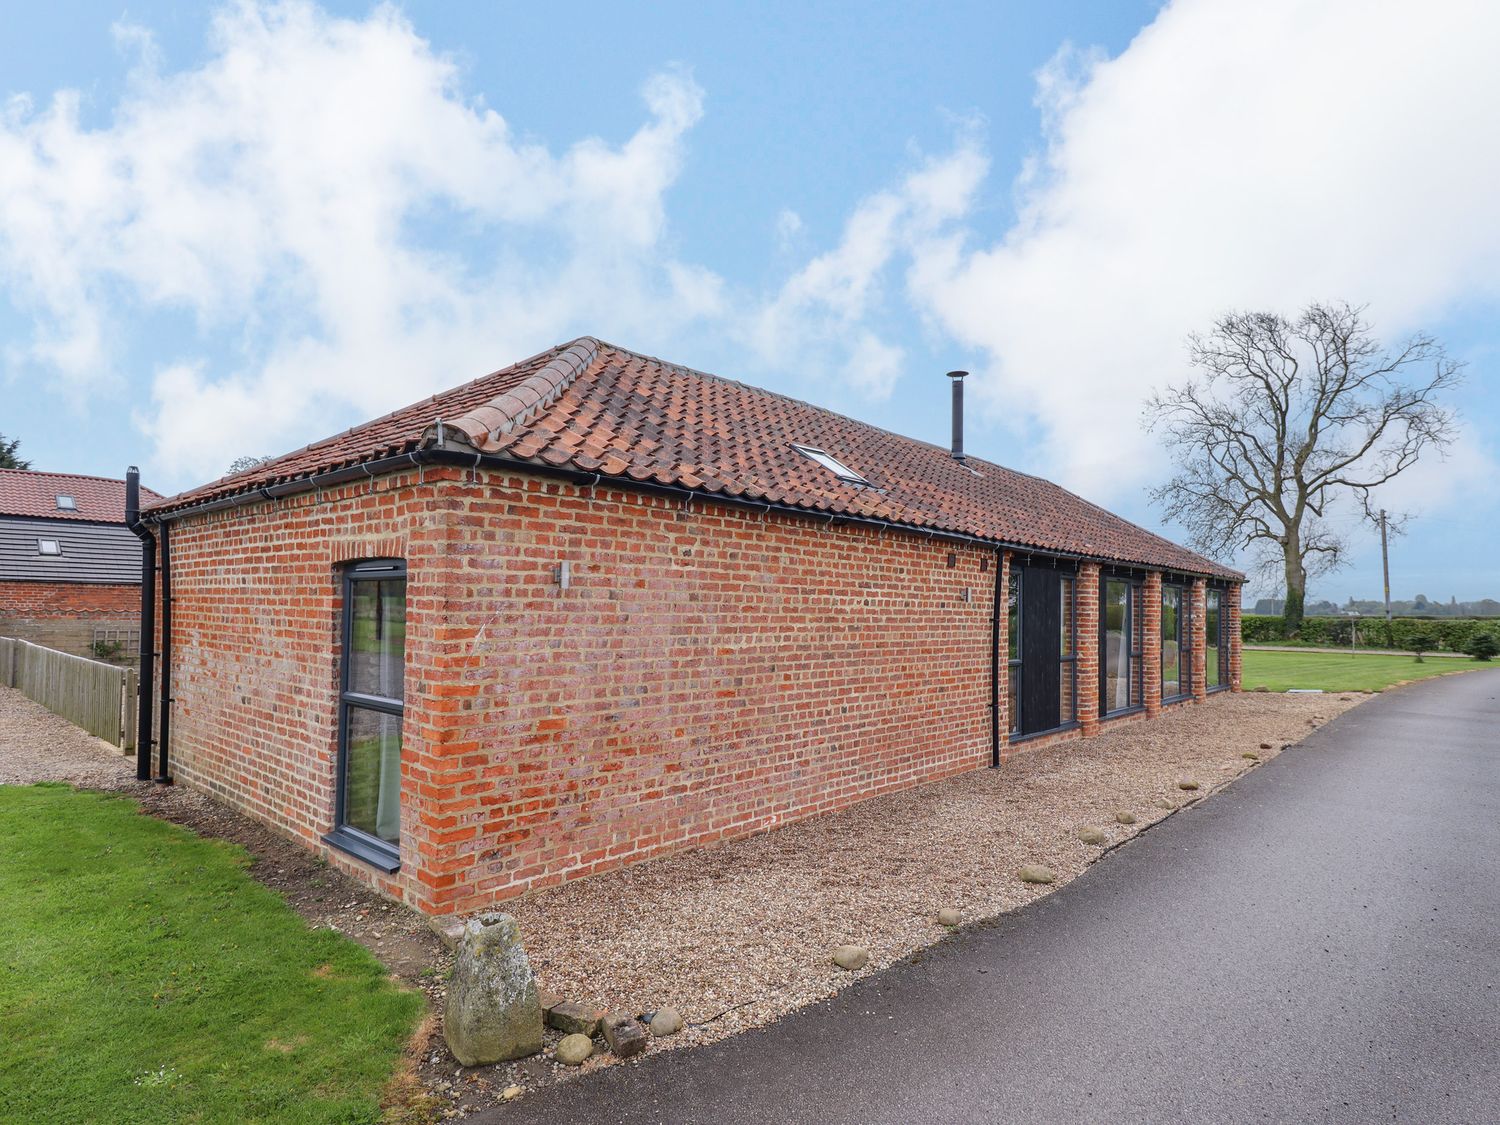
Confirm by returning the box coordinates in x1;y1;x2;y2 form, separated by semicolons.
1242;614;1500;652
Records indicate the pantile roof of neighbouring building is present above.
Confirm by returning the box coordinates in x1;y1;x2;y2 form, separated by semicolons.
147;338;1242;579
0;469;161;524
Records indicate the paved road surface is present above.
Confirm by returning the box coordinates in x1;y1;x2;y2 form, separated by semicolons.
490;670;1500;1124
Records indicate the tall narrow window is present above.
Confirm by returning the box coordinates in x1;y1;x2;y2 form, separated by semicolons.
1206;589;1226;690
1059;574;1077;725
1007;569;1022;735
326;559;407;871
1101;577;1143;715
1162;584;1185;700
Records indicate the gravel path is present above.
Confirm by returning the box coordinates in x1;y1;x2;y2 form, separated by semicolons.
0;686;137;787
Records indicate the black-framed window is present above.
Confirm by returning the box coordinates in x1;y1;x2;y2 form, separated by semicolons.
1161;583;1192;701
1059;574;1078;725
1007;569;1022;735
1206;588;1229;691
324;559;407;872
1101;575;1144;715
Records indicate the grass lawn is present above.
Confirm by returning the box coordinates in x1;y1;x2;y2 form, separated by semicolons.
1241;648;1484;693
0;784;423;1124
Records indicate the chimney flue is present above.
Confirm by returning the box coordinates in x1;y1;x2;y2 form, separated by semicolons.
946;370;969;461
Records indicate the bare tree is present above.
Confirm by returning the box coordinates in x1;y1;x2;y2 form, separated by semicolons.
227;455;272;474
1146;302;1461;633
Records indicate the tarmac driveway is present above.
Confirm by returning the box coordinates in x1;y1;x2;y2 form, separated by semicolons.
490;668;1500;1124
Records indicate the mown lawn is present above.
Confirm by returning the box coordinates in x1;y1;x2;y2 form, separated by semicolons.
1241;649;1483;693
0;784;423;1124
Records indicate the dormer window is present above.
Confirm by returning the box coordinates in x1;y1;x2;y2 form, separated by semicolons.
791;444;870;486
55;495;76;511
37;539;61;556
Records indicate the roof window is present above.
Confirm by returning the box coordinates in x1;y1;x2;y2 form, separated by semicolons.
55;494;77;511
791;444;870;486
37;539;61;556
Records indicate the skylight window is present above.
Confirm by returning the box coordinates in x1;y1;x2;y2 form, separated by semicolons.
37;539;61;556
55;494;76;511
791;443;870;486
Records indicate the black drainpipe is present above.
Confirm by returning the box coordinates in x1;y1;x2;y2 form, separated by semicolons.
990;545;1003;768
155;521;173;784
124;468;155;782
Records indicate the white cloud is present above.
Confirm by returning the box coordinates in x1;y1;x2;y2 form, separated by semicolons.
903;0;1500;502
0;1;715;483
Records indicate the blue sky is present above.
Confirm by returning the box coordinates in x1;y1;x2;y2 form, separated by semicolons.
1;0;1495;603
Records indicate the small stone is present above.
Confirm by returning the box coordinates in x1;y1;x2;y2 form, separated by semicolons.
1154;798;1177;810
1114;810;1137;825
442;913;543;1066
832;945;870;971
502;1085;524;1101
1241;751;1260;760
937;908;963;926
545;1000;603;1038
601;1014;649;1059
1176;779;1200;791
1077;826;1107;846
648;1008;683;1037
554;1034;594;1066
1017;865;1056;885
1259;742;1272;750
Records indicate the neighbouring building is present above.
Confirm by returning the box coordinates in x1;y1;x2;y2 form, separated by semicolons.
139;339;1243;916
0;469;160;660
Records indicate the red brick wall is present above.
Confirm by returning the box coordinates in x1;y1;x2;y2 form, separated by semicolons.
422;473;994;914
1190;578;1209;703
0;581;139;658
159;465;1239;916
1142;572;1163;716
1227;584;1244;691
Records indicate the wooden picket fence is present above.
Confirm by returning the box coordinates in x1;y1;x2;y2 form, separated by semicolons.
0;637;137;750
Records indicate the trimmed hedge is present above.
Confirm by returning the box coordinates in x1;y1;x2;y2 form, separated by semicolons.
1242;614;1500;653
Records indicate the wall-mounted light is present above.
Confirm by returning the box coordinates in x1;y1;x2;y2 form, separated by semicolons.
554;561;572;589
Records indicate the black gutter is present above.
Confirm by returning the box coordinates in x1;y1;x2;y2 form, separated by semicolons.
142;447;1237;582
990;546;1003;768
123;467;155;782
154;521;173;784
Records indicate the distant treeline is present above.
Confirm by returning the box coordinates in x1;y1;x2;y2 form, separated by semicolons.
1242;615;1498;653
1250;597;1499;618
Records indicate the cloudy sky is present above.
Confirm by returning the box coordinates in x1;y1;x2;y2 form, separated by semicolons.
1;0;1495;601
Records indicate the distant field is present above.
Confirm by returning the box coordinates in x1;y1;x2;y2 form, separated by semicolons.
1241;649;1483;693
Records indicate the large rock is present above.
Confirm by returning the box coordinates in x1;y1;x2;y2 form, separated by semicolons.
937;908;963;927
1114;810;1137;826
546;1000;603;1038
649;1008;684;1037
1017;865;1056;885
1176;779;1201;791
832;945;869;971
1076;826;1107;846
443;913;543;1066
602;1014;649;1058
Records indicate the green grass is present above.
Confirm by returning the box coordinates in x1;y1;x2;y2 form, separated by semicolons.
0;785;423;1124
1241;648;1485;693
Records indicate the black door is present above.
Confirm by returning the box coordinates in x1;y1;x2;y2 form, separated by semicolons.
1019;565;1061;736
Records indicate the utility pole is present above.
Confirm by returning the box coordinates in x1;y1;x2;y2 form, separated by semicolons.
1380;509;1392;626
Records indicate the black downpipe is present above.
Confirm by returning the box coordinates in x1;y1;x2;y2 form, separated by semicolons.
991;546;1003;768
155;522;173;784
124;468;155;782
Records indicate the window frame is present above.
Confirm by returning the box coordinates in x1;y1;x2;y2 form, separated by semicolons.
1206;586;1230;692
1100;573;1145;718
37;538;61;556
324;558;407;873
1161;581;1193;703
55;494;77;511
1058;572;1078;726
1007;568;1022;735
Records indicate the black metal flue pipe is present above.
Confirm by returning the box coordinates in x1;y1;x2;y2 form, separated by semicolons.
124;467;155;782
947;370;968;461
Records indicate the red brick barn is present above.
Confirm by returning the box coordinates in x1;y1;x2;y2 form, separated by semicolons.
139;339;1243;916
0;470;160;660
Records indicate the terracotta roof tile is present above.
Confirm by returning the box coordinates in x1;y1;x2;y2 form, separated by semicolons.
147;339;1241;579
0;469;161;524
